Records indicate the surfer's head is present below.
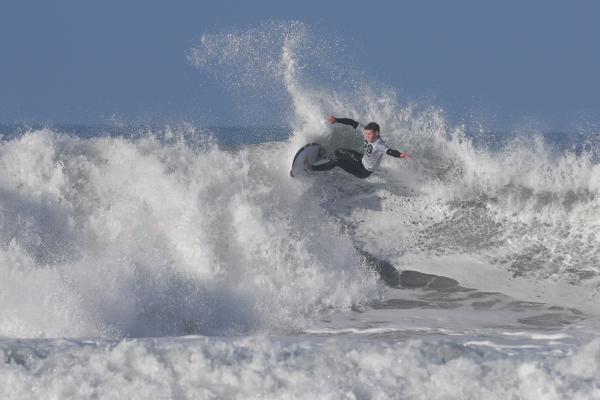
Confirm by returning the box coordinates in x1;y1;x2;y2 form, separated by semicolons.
363;122;380;142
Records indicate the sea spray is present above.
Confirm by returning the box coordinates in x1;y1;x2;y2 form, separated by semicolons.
189;21;600;288
0;127;378;338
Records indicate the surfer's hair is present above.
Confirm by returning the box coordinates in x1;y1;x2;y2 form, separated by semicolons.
363;122;380;134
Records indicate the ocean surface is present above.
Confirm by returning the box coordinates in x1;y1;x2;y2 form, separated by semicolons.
1;21;600;399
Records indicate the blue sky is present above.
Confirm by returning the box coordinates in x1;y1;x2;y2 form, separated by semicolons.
1;0;599;130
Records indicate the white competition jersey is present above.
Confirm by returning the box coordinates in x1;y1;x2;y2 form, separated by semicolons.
362;137;389;171
355;124;390;171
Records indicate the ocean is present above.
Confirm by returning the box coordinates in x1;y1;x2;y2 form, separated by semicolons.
1;21;599;399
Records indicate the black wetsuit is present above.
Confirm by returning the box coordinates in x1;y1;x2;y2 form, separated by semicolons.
311;118;404;179
311;148;373;178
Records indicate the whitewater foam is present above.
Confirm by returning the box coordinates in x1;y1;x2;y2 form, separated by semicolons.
1;336;599;400
0;127;379;338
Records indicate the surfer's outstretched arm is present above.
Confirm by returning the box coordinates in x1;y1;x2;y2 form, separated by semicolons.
327;116;360;130
386;149;411;159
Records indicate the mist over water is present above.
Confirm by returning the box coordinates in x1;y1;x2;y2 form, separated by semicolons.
1;20;600;399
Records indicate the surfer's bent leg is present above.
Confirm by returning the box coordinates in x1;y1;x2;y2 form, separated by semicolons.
310;148;357;171
311;148;372;179
337;159;372;179
334;149;363;161
310;159;337;171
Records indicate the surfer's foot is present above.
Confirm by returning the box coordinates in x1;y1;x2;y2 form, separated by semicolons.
304;158;313;172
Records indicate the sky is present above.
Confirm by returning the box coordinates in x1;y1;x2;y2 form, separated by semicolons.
1;0;599;131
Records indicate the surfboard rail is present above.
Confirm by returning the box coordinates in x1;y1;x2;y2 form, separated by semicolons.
290;143;323;177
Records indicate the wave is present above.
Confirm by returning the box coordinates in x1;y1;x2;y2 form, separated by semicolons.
1;21;599;339
0;128;378;338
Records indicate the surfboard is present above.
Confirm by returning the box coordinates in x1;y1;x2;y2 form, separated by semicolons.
290;143;324;177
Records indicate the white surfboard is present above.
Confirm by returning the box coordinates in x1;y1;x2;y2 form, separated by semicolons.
290;143;324;177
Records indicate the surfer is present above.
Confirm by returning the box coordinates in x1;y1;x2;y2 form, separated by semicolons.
307;116;411;179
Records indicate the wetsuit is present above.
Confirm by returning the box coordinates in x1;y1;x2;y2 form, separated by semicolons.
311;118;404;179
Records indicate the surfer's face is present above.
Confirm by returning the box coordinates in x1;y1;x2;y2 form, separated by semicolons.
364;129;379;143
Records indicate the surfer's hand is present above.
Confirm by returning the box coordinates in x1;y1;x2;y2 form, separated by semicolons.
327;115;336;124
400;152;411;159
